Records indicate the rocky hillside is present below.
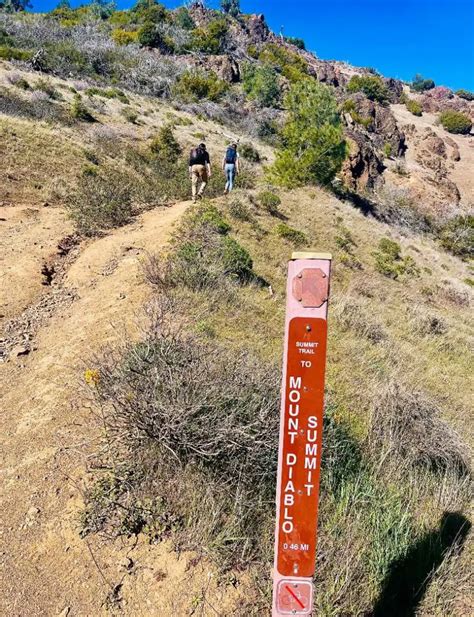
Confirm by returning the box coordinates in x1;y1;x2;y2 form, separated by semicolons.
1;2;473;224
0;2;473;617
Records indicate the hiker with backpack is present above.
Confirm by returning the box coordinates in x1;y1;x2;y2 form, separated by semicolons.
189;143;211;202
222;143;240;195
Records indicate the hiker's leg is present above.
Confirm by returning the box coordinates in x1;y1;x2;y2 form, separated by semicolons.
226;164;235;192
191;167;199;199
198;167;208;196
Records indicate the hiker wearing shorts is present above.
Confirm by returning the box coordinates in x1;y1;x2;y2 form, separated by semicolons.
189;143;211;202
222;143;240;195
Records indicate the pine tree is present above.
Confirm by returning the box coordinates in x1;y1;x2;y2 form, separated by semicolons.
269;80;347;188
221;0;240;17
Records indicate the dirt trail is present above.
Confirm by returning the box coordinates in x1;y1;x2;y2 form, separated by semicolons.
0;201;244;616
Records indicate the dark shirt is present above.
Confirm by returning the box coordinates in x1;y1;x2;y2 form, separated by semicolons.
190;148;210;166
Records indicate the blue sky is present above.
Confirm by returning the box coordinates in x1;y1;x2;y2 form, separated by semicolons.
30;0;474;90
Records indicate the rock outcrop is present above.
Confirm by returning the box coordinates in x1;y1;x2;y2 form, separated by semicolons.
342;129;385;191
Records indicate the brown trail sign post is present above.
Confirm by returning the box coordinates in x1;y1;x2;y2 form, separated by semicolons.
272;252;332;616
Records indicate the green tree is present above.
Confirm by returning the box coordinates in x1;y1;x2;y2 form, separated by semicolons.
150;125;182;163
131;0;167;23
0;0;32;11
411;74;435;92
455;89;474;101
191;17;228;54
269;80;347;188
137;21;173;51
242;63;281;108
221;0;240;17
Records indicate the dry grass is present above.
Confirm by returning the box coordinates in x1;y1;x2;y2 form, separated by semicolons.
369;381;471;476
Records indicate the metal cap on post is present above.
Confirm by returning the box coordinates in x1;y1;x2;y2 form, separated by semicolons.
272;251;332;617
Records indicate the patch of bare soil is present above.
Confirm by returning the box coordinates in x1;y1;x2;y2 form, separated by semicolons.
0;201;246;616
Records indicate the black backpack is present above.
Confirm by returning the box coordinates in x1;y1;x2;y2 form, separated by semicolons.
225;146;237;164
190;147;206;165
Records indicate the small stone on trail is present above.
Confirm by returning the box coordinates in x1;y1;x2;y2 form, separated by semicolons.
12;345;30;357
58;607;70;616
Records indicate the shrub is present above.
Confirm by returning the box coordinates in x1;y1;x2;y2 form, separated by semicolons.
347;75;389;103
0;88;70;123
242;62;281;108
66;169;132;236
83;300;279;567
411;74;435;92
259;42;308;83
383;143;392;158
373;238;419;279
228;199;254;222
239;142;260;163
438;215;474;258
375;185;431;232
85;87;129;104
341;98;373;128
13;77;30;90
269;80;347;188
0;45;33;61
149;124;182;162
111;28;139;46
173;69;228;103
191;18;228;54
154;203;254;289
284;36;305;50
275;223;307;246
221;0;240;16
131;0;168;23
191;203;231;235
439;110;472;135
256;190;281;215
34;78;62;99
174;7;194;30
369;383;470;475
70;94;94;121
222;236;253;279
406;98;422;116
455;89;474;101
138;21;174;52
121;106;138;123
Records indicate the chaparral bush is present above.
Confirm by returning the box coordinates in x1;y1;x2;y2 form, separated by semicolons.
439;110;472;135
406;98;423;116
173;69;228;103
347;74;389;103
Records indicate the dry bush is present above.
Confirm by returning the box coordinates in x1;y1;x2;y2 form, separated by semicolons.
369;382;471;476
66;168;132;236
375;185;432;232
409;305;449;336
83;293;280;568
0;87;71;124
332;294;387;342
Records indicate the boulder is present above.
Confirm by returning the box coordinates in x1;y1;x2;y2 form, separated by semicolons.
211;55;241;83
373;103;406;156
342;130;385;191
384;77;404;103
247;14;269;43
